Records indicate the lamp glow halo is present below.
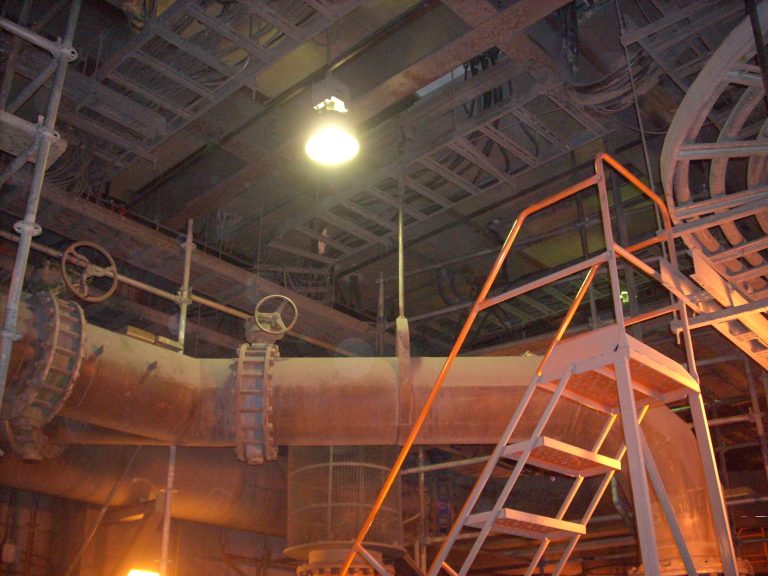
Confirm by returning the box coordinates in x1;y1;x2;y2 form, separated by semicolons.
305;117;360;166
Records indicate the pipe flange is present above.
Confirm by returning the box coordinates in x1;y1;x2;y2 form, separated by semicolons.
297;565;393;576
234;342;278;465
6;292;85;459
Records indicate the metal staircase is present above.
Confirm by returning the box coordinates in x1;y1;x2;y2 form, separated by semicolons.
338;153;738;576
427;322;702;576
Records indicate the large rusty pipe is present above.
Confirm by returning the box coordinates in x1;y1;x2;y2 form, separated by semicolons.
0;295;722;567
0;445;287;534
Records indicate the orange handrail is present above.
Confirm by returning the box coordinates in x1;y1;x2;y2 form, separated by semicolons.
339;153;683;576
535;264;600;377
597;153;677;264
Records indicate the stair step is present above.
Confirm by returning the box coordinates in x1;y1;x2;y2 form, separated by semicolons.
466;508;585;540
54;346;78;357
47;365;71;376
734;331;759;342
503;436;620;477
538;324;700;411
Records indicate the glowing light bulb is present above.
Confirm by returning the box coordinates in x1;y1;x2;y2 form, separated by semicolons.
305;121;360;166
127;570;160;576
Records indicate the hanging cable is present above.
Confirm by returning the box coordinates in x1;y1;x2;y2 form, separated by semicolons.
614;0;657;193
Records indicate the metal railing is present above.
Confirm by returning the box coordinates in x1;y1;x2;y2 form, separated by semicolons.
338;152;737;576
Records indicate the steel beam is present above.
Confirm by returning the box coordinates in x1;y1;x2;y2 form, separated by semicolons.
679;139;768;159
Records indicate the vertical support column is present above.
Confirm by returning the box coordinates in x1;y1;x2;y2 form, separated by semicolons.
594;159;661;572
746;360;768;487
396;121;410;427
688;393;738;576
177;219;194;352
417;447;428;573
376;273;385;356
575;195;598;328
159;445;177;576
610;175;641;337
0;0;80;410
613;358;661;571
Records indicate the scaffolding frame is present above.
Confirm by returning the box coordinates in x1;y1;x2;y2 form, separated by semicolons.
0;0;81;407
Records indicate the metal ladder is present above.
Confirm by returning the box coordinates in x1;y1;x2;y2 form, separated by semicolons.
338;153;738;576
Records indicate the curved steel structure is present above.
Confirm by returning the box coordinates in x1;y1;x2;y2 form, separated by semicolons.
661;5;768;300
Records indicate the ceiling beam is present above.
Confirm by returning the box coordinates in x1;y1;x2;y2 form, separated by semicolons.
162;0;572;230
2;178;387;354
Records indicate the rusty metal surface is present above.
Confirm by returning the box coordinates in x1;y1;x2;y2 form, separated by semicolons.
1;178;385;353
235;342;278;464
61;321;236;445
0;445;288;534
3;292;85;460
0;294;724;564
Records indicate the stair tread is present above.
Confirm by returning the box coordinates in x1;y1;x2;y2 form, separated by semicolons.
538;324;699;411
503;436;620;477
466;508;585;540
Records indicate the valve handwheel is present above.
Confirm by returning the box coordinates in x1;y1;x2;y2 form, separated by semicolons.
61;241;118;303
254;294;298;335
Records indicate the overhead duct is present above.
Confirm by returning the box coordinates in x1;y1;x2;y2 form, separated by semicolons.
0;293;725;569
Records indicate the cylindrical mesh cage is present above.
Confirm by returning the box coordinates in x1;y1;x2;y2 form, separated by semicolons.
286;446;404;560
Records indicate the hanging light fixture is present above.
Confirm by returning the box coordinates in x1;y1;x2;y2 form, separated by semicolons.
305;76;359;166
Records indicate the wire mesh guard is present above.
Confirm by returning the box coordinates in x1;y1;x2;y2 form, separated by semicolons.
286;446;404;561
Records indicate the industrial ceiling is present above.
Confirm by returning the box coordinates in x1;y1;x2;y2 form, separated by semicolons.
0;0;767;574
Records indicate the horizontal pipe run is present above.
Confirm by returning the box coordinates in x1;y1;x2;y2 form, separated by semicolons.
706;414;754;427
0;445;287;533
479;254;606;311
0;293;728;566
0;230;352;356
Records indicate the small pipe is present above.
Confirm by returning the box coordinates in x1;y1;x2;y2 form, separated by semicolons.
8;59;58;114
397;124;405;319
726;495;768;506
0;230;355;356
705;414;754;427
417;447;426;573
402;455;490;476
576;194;599;328
177;220;194;352
0;140;38;187
0;16;77;61
160;445;177;576
0;0;33;109
63;445;142;576
716;441;759;453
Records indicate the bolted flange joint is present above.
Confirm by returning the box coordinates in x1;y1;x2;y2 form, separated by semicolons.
234;342;278;465
2;292;86;461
